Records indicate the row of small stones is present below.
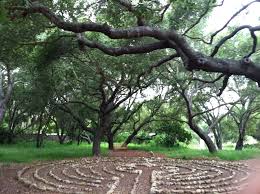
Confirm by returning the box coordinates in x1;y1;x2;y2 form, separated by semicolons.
152;167;247;189
17;162;107;193
18;166;88;194
150;170;240;194
17;158;249;193
150;161;249;193
109;161;244;193
88;158;249;193
65;162;143;194
153;172;235;190
18;161;141;194
80;157;249;169
193;160;250;182
48;166;101;187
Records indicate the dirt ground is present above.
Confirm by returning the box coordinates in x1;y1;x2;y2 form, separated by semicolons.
0;150;259;194
238;159;260;194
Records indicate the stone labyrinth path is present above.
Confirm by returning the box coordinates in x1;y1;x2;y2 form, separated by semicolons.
17;157;250;194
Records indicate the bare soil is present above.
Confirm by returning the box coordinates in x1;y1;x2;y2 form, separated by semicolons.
0;150;259;194
238;159;260;194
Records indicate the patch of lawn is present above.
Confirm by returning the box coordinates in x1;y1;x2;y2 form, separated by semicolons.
0;141;108;163
1;141;260;163
128;143;260;161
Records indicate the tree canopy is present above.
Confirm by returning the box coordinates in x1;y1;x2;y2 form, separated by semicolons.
0;0;259;156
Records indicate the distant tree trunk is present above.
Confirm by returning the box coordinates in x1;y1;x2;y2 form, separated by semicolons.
216;137;223;150
53;119;67;144
189;121;217;153
92;128;103;156
121;103;161;148
58;130;67;144
107;129;114;150
235;112;251;151
36;128;44;148
235;134;244;151
36;114;43;148
36;113;49;148
212;125;223;150
122;130;138;147
180;88;217;153
0;69;13;124
77;130;81;145
235;124;246;151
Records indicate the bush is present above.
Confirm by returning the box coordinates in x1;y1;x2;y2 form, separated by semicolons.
114;132;131;143
244;143;260;149
153;122;192;147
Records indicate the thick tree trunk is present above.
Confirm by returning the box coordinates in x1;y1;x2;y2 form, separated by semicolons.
36;129;43;148
92;128;103;156
122;130;138;147
201;134;217;153
92;110;112;156
59;134;66;144
235;127;246;151
56;129;66;144
77;129;82;145
107;131;114;150
189;122;217;153
235;118;248;151
235;134;244;150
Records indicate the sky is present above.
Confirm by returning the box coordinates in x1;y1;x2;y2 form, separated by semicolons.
143;0;260;112
207;0;260;33
206;0;259;106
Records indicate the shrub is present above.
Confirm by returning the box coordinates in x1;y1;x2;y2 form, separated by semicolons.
153;122;192;147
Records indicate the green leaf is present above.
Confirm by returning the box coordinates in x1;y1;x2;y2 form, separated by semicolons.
0;1;8;24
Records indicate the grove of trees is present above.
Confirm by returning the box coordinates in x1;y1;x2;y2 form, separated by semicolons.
0;0;259;156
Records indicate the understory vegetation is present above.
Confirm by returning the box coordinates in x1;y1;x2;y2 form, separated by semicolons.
0;0;259;159
1;141;260;163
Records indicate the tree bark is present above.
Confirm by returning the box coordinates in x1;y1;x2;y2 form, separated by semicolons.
235;133;244;151
235;125;246;151
235;112;251;151
36;128;43;148
189;121;217;153
122;130;138;147
216;137;223;150
107;129;114;150
11;3;260;84
92;110;112;156
92;128;103;156
36;113;47;148
212;125;223;150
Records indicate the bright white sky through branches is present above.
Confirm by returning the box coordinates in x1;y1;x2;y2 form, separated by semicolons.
207;0;260;33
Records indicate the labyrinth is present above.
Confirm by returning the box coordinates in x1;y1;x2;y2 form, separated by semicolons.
17;157;250;194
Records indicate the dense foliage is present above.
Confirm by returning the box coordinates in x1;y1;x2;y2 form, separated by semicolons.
0;0;259;156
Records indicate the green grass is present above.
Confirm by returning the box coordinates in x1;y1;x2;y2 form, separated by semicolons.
0;141;108;163
1;141;260;163
128;143;260;161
